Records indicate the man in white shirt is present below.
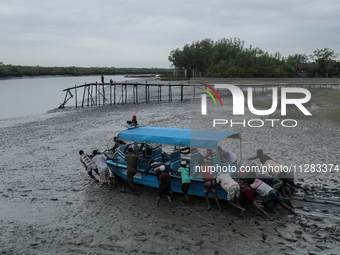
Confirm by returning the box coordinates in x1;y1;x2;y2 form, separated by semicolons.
92;150;110;186
218;146;237;164
216;172;245;216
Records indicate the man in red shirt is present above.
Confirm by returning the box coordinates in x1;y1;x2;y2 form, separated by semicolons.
157;165;172;207
193;158;222;212
235;180;271;219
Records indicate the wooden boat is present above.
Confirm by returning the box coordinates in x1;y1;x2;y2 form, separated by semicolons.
105;119;242;201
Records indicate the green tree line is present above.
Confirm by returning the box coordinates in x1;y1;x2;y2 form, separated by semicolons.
168;38;339;78
0;63;173;78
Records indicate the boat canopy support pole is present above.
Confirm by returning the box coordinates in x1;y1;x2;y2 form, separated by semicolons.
240;134;242;159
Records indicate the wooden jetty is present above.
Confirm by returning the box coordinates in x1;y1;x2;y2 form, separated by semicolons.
58;81;340;109
58;81;190;108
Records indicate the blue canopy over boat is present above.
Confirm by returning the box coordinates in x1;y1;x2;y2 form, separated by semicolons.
118;126;240;149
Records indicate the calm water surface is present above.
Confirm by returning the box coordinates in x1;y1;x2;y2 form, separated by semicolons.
0;75;136;119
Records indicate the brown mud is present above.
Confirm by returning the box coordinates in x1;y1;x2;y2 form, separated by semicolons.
1;100;340;255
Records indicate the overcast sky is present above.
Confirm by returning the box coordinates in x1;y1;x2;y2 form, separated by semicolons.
1;0;339;68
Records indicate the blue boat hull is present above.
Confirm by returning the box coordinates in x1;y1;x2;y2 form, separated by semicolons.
106;161;229;201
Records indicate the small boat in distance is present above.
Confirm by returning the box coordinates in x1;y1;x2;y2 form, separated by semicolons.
124;74;156;78
104;116;242;201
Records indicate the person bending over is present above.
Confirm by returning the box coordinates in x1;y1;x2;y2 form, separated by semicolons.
79;150;99;182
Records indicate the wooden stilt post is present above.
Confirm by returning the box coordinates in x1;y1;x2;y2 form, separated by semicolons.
103;84;105;105
193;84;196;101
114;81;116;105
125;83;127;104
169;83;172;102
90;85;93;107
181;84;183;101
148;85;150;103
75;85;77;108
160;85;162;102
95;82;98;106
63;90;68;103
121;84;124;105
85;83;90;107
98;84;101;106
157;85;160;102
110;82;112;106
135;82;138;104
82;86;86;108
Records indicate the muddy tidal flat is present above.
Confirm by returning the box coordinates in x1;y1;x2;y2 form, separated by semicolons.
1;100;340;255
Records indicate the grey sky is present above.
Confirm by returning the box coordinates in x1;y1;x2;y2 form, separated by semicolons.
1;0;339;68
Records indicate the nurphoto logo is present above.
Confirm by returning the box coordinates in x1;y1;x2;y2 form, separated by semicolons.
200;84;312;128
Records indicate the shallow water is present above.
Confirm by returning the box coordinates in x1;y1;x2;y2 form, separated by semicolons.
0;75;138;119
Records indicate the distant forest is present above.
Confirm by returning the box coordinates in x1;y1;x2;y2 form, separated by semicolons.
168;37;340;78
2;37;339;78
0;63;173;78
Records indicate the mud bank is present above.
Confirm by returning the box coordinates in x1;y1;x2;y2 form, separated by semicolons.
1;101;340;254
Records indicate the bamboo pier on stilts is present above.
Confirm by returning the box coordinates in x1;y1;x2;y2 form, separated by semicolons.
58;81;191;109
58;81;340;109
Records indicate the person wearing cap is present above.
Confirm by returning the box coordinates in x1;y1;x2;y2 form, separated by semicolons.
92;150;110;186
79;150;100;182
121;148;150;194
157;165;172;206
145;160;176;193
192;158;222;212
109;136;126;152
176;161;191;204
